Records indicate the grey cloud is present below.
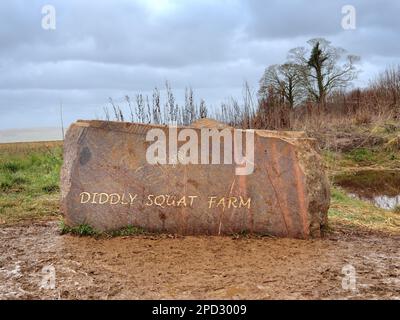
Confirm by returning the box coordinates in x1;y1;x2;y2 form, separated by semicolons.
245;0;345;39
0;0;399;131
1;0;244;67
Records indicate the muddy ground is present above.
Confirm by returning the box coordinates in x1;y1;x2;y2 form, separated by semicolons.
0;221;399;300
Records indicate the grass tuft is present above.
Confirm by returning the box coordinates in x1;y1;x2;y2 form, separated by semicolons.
1;161;25;173
59;220;147;237
59;221;99;236
108;225;147;237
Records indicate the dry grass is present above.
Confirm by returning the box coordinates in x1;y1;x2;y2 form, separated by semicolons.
328;188;400;235
0;140;63;155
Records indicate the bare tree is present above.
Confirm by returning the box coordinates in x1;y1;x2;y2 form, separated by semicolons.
152;87;161;124
259;63;304;109
199;99;207;119
165;81;178;123
288;38;360;106
372;65;400;107
183;87;196;125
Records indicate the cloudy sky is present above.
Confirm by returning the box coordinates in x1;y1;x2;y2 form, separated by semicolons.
0;0;399;132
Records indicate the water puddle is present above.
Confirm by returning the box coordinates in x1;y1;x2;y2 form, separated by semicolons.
334;170;400;210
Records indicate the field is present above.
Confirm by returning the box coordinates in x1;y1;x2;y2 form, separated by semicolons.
0;135;399;299
0;141;62;225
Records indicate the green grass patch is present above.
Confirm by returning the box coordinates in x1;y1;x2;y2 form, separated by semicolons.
0;142;63;224
345;148;375;164
0;146;62;196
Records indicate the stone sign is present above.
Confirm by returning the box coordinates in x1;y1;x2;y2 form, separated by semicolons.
60;119;330;238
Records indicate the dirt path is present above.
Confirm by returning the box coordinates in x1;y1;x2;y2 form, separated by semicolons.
0;221;399;300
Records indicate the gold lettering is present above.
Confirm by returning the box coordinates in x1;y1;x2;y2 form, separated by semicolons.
120;193;129;205
129;193;137;205
176;196;187;207
166;195;176;206
216;197;226;211
78;192;248;209
188;195;198;207
239;196;251;209
228;197;238;208
154;195;166;208
145;194;154;206
208;196;217;208
80;192;91;204
90;193;99;204
109;193;121;205
98;193;109;204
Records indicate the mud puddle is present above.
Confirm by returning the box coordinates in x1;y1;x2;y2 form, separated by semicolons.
334;170;400;210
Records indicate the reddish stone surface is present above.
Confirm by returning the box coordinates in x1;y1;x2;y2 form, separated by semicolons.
60;120;330;238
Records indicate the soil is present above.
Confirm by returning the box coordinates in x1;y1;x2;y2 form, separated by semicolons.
0;221;399;300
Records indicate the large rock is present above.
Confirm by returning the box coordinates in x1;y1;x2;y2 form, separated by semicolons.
60;119;330;238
